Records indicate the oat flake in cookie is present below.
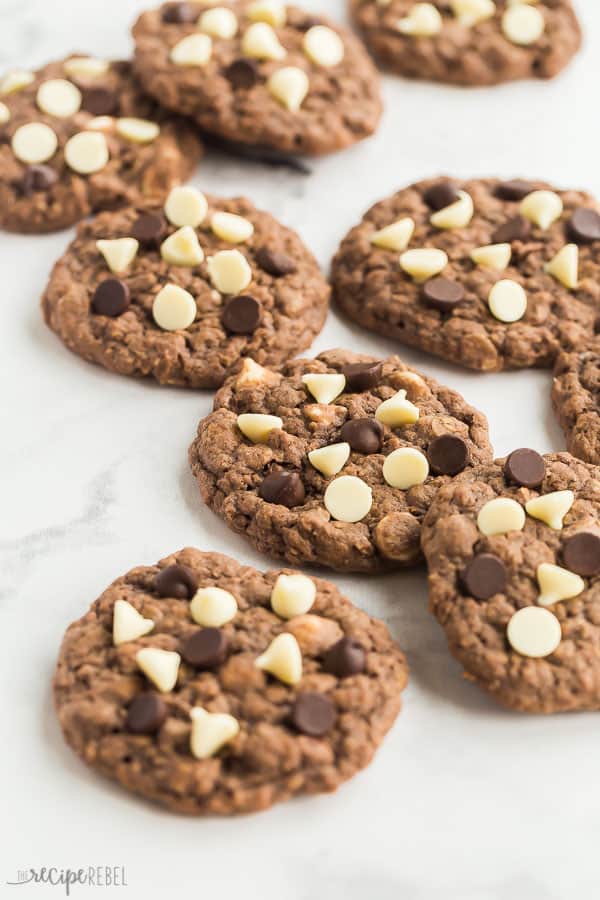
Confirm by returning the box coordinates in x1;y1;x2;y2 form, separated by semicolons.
350;0;581;87
553;336;600;466
53;548;408;814
0;57;202;234
132;2;381;156
41;189;329;387
421;450;600;713
189;349;493;572
332;177;600;373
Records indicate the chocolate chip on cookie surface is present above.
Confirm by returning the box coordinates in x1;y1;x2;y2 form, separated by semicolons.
53;548;408;814
553;338;600;465
350;0;581;87
132;2;382;156
0;57;202;234
422;451;600;713
41;189;329;387
189;349;493;572
332;177;600;372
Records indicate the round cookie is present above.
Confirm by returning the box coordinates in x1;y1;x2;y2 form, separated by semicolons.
132;1;382;156
53;548;408;815
41;188;329;387
350;0;581;87
422;450;600;713
189;349;493;572
0;57;203;234
331;177;600;373
553;339;600;465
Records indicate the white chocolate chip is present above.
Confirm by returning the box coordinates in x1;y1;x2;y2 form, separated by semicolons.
302;373;346;405
399;248;448;282
190;586;238;627
383;447;429;490
152;283;197;331
36;78;82;117
190;707;240;759
96;237;139;274
164;185;208;228
85;116;114;131
502;4;544;44
237;412;283;443
507;606;561;658
271;573;316;619
520;190;563;230
207;249;252;294
324;475;373;523
113;599;154;646
198;7;238;38
242;22;287;60
371;218;415;252
308;442;351;477
160;226;205;267
63;56;109;79
303;25;344;67
248;0;287;27
236;357;279;387
525;490;574;530
170;33;213;66
11;122;58;164
0;69;34;94
375;389;419;427
451;0;496;26
488;279;527;323
477;497;525;535
135;647;181;692
64;130;109;174
255;632;302;684
116;117;160;143
397;3;443;36
545;244;578;289
430;191;474;230
537;562;584;608
211;211;254;243
268;66;309;112
470;243;512;272
0;102;9;124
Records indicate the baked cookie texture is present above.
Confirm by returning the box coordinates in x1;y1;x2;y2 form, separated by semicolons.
132;2;382;156
53;548;408;815
422;451;600;713
189;349;493;572
41;191;329;388
553;341;600;465
350;0;581;87
332;177;600;373
0;57;202;234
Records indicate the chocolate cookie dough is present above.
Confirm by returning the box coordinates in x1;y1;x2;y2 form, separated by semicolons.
350;0;581;87
41;188;329;387
422;450;600;713
189;349;493;572
553;337;600;465
0;57;202;233
132;1;382;156
332;177;600;372
53;548;408;814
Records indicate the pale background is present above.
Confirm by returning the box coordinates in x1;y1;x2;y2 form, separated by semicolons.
2;0;600;896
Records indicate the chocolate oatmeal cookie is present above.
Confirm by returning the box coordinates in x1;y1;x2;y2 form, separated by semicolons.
0;57;202;234
553;337;600;465
350;0;581;87
189;349;493;572
132;2;382;156
332;177;600;373
54;548;408;814
41;189;329;387
422;450;600;713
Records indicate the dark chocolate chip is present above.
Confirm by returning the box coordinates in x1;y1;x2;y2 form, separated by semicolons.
296;15;323;31
182;628;228;668
80;87;118;116
340;361;382;393
568;208;600;245
20;164;58;195
340;418;384;454
322;637;366;678
291;692;336;737
423;180;461;211
495;180;536;202
91;278;130;317
131;212;167;248
492;215;532;244
562;532;600;577
255;245;297;277
224;58;260;90
259;471;305;507
126;692;167;734
504;448;545;488
161;2;198;23
221;294;262;334
154;564;198;599
461;554;507;601
427;434;469;476
422;277;464;312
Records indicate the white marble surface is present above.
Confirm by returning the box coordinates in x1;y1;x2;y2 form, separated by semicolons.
2;0;600;896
